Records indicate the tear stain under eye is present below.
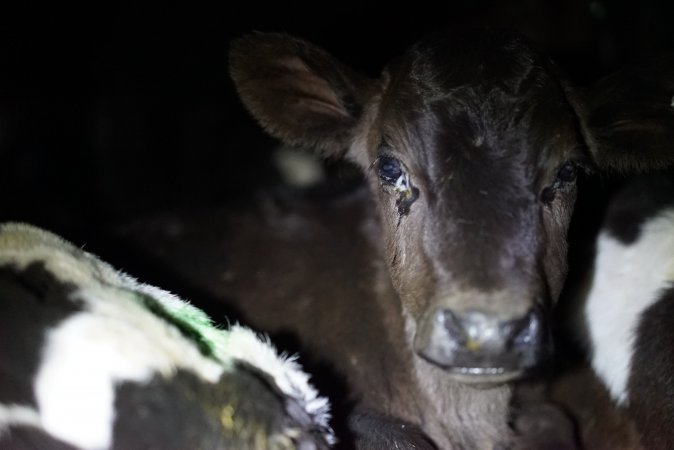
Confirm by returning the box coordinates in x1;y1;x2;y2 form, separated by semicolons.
394;172;419;216
541;186;556;203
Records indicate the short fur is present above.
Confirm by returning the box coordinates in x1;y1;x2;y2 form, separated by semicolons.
0;222;333;449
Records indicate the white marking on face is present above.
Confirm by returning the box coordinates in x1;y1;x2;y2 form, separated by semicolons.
584;209;674;404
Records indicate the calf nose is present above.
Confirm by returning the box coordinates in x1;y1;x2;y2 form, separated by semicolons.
417;308;545;382
440;309;540;352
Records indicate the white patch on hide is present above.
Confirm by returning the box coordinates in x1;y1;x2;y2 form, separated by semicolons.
224;326;335;444
585;209;674;404
0;222;127;290
0;404;42;435
35;286;224;450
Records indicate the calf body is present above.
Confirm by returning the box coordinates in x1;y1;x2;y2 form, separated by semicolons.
0;222;333;450
582;175;674;449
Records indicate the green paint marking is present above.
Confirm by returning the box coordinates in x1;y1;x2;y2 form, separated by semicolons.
136;291;219;359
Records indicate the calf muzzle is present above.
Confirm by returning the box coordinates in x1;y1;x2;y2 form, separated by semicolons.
416;308;545;384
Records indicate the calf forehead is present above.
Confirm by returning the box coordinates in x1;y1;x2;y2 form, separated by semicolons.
401;30;557;98
379;31;579;167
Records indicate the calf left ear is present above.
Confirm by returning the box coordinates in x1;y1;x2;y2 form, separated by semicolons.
572;55;674;173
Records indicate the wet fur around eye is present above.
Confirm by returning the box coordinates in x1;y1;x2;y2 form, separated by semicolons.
375;156;420;216
540;161;581;204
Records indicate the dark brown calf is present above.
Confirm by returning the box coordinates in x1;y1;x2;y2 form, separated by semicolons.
230;31;674;385
124;31;674;448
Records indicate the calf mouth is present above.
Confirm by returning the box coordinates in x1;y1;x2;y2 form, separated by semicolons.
418;351;528;385
444;365;524;385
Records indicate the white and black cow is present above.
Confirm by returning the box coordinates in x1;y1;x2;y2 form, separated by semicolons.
581;175;674;450
0;222;334;450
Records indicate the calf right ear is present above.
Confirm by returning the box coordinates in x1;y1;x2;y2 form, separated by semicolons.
229;33;375;159
574;55;674;173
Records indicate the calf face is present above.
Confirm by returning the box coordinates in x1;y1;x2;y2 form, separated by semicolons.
365;33;583;381
230;30;674;384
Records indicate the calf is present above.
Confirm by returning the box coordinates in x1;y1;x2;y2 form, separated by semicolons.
581;175;674;449
0;222;333;450
227;30;674;447
230;30;674;383
120;30;673;448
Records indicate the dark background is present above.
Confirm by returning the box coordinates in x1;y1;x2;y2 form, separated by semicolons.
1;0;673;235
1;4;671;444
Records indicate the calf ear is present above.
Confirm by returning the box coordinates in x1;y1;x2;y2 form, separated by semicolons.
574;55;674;172
229;33;374;159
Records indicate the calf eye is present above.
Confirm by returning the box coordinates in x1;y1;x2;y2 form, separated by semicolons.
557;161;577;183
377;156;403;184
540;161;580;204
375;155;419;216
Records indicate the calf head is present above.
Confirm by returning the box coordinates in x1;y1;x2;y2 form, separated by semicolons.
230;31;674;383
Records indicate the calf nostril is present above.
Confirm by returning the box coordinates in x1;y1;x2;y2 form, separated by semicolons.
505;310;540;349
433;308;542;354
436;309;467;346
